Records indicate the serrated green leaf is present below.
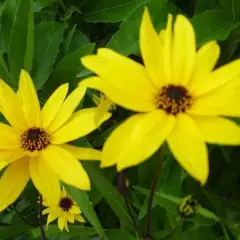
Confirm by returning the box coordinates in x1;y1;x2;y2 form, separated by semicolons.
32;21;66;90
8;0;33;87
82;0;149;23
64;185;107;239
197;206;220;221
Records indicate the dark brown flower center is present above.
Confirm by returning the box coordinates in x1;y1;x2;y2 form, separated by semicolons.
20;127;50;151
155;84;192;115
59;197;74;212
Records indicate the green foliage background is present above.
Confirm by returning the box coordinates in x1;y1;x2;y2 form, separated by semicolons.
0;0;240;239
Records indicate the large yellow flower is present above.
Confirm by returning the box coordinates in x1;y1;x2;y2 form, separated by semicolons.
80;9;240;185
43;187;85;231
0;70;111;211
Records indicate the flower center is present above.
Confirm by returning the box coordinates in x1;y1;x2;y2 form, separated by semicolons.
20;127;50;151
155;84;192;115
59;197;73;212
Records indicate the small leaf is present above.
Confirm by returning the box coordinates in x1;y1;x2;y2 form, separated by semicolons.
32;21;67;90
60;6;81;21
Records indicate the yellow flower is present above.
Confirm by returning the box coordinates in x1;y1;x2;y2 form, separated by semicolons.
80;8;240;185
43;187;84;231
0;70;111;211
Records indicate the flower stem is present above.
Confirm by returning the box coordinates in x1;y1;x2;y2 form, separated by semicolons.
145;157;163;238
39;194;47;240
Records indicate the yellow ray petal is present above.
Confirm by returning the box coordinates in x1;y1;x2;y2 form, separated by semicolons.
58;215;65;231
167;114;208;185
194;116;240;145
163;14;173;81
47;213;58;225
0;123;20;149
189;41;220;91
172;15;196;85
0;158;29;211
192;59;240;96
61;144;101;161
47;85;86;134
75;215;85;223
81;48;155;99
188;79;240;117
67;213;75;223
70;205;81;214
0;80;27;131
101;110;175;170
42;145;90;190
80;77;156;112
29;156;61;205
41;83;69;129
0;148;25;171
140;8;166;87
18;70;40;127
51;108;111;144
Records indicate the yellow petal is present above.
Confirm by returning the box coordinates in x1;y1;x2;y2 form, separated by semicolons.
70;205;81;214
75;215;85;223
61;144;101;161
18;70;40;127
101;110;175;170
58;215;65;231
81;48;155;99
47;85;86;134
188;79;240;117
51;108;111;144
0;158;29;211
189;41;220;91
42;145;90;190
172;15;196;85
47;213;58;225
0;148;25;171
0;123;20;149
140;8;166;87
192;59;240;96
167;114;208;185
29;156;61;205
64;219;69;232
41;83;69;129
194;116;240;145
67;213;75;223
0;80;27;131
80;77;156;112
42;208;50;215
163;14;173;81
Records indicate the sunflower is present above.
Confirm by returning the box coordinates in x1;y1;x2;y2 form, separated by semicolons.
43;187;84;231
0;70;111;211
80;8;240;185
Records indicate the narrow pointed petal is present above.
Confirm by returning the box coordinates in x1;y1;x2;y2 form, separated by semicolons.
188;79;240;117
192;59;240;96
172;15;196;85
101;110;175;170
41;84;69;129
194;116;240;145
0;80;27;131
189;41;220;91
167;114;208;185
0;158;29;211
140;8;167;87
58;216;65;231
80;77;156;112
75;215;85;223
29;156;61;205
52;108;111;144
47;213;58;225
47;85;86;134
67;213;75;223
18;70;40;127
42;145;90;190
61;144;101;161
70;205;81;214
0;123;20;149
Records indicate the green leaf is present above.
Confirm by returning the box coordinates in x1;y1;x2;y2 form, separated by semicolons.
32;21;66;90
220;0;240;22
8;0;34;87
60;6;81;21
82;0;149;23
194;0;220;14
107;0;176;56
192;10;237;47
105;229;138;240
0;50;12;85
64;185;107;239
0;224;35;239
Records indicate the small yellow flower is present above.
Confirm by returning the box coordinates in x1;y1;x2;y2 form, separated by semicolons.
0;70;111;211
80;8;240;185
43;188;85;231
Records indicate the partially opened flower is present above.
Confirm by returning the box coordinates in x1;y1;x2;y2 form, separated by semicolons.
43;187;84;231
0;70;111;211
80;8;240;185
